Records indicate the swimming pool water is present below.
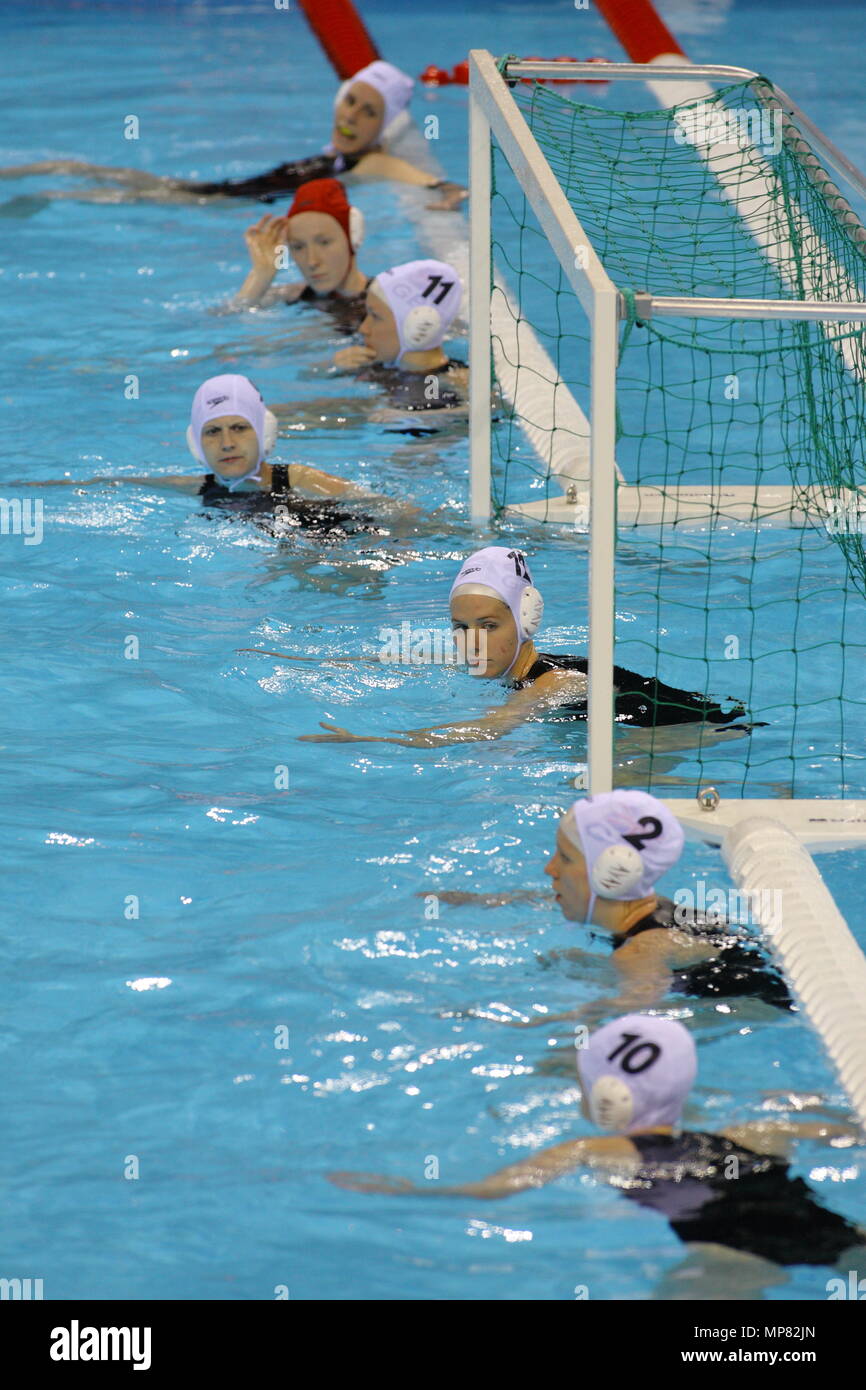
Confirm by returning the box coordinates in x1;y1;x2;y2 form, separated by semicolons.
2;0;865;1301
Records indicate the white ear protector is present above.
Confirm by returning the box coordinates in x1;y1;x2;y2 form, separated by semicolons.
381;108;411;146
401;302;443;351
589;1076;635;1130
589;842;644;898
519;585;544;638
262;408;278;454
186;409;278;464
348;205;364;252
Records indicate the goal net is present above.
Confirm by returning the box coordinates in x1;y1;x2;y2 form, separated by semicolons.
469;54;866;803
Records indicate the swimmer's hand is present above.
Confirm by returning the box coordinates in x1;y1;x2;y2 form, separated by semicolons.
333;345;378;371
327;1171;418;1196
298;722;380;744
229;214;292;308
426;181;469;212
244;213;290;273
299;722;423;746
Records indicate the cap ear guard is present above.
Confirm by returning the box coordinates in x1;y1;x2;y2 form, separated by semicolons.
348;205;364;252
381;109;411;146
519;586;544;638
262;408;278;456
589;1075;635;1131
589;842;644;898
401;302;443;351
186;423;202;463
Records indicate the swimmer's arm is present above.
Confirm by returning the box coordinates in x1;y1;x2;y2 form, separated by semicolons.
721;1120;864;1157
490;936;672;1030
6;474;202;493
300;677;580;747
225;283;303;312
416;888;552;908
283;464;414;519
286;462;367;499
328;1137;634;1198
349;153;468;209
393;673;588;747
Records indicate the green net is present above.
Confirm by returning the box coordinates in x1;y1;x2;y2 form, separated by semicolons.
489;75;866;798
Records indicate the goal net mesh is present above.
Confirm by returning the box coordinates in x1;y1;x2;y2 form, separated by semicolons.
489;74;866;797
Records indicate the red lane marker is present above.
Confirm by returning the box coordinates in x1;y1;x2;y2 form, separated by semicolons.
594;0;688;62
296;0;380;81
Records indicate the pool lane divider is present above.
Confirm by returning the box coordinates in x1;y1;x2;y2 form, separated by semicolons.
296;0;379;81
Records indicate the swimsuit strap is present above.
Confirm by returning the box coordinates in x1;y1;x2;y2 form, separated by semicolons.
270;463;290;493
511;652;588;689
611;915;671;952
610;898;683;952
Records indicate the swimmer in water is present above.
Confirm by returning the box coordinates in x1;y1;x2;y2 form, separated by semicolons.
329;1014;866;1285
449;789;793;1021
332;259;468;412
0;61;467;211
15;374;408;535
300;546;756;746
228;179;371;334
543;790;792;1015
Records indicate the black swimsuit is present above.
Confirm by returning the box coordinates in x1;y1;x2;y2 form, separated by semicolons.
610;898;794;1011
358;357;466;413
511;653;748;728
179;151;362;202
295;277;372;335
198;463;385;538
624;1131;861;1266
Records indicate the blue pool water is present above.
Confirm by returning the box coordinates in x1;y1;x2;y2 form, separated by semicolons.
2;0;866;1300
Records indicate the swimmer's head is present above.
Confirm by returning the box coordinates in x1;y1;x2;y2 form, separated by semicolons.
363;260;462;366
546;790;685;926
187;374;277;489
332;60;414;154
286;179;364;296
449;546;543;678
577;1014;697;1134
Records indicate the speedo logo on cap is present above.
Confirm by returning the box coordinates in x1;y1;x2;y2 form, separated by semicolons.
206;394;229;407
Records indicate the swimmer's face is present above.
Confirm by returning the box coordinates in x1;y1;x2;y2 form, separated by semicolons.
450;593;518;678
199;414;260;479
288;211;352;295
332;80;385;154
360;290;400;363
545;823;592;923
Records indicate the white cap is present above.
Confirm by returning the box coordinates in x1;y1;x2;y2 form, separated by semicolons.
562;790;684;902
368;259;463;363
577;1014;697;1133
